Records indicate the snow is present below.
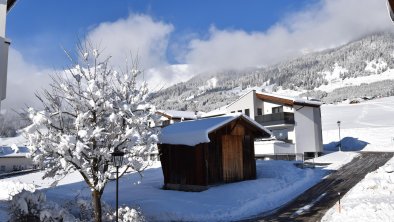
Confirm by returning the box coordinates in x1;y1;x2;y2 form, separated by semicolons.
322;157;394;222
157;110;198;120
199;77;218;90
0;133;26;146
2;94;394;220
316;68;394;93
202;105;227;118
319;96;394;221
293;192;326;217
159;114;271;146
306;152;360;170
321;63;348;84
322;97;394;152
0;160;328;222
365;59;387;74
159;115;236;146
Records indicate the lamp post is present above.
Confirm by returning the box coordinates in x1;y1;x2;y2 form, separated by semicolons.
111;149;125;222
337;121;341;152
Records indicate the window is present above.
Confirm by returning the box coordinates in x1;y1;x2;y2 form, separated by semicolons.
0;165;5;172
272;129;288;141
162;120;171;126
231;111;235;113
238;110;242;113
272;106;283;113
257;108;262;116
244;109;250;117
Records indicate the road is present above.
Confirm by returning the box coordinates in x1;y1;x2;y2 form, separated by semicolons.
242;152;394;222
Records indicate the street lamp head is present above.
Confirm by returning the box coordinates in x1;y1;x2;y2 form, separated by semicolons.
337;120;341;127
111;149;125;167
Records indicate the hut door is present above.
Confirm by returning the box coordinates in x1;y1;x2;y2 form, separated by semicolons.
222;135;243;182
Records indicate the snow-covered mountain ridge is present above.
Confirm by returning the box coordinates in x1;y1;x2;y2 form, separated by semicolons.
150;32;394;111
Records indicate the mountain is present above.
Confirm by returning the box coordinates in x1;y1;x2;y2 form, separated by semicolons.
149;32;394;111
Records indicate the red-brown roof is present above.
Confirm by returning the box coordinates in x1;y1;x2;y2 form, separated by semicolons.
255;92;321;108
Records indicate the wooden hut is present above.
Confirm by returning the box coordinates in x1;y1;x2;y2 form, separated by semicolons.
158;114;272;191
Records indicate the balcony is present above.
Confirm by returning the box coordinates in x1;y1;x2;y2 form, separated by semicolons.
255;112;295;126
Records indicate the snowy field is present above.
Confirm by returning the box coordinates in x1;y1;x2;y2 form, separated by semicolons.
2;96;394;221
322;96;394;152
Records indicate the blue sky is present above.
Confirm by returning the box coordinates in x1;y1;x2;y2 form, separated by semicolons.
7;0;317;67
3;0;394;110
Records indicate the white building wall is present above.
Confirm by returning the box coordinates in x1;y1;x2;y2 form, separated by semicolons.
294;105;323;154
0;37;9;101
0;0;8;103
0;157;34;173
267;125;296;144
226;90;256;118
262;101;293;114
255;140;295;155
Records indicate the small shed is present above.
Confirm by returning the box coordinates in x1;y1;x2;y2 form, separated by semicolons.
158;114;272;191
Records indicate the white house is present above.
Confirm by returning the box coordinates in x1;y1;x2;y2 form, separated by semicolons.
155;110;203;127
0;144;34;173
205;90;323;158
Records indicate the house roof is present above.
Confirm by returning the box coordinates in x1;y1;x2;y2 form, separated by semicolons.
156;110;198;120
158;113;272;146
7;0;17;12
201;106;227;118
0;145;29;158
255;91;322;107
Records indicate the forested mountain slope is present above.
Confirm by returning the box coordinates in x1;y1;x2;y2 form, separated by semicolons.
150;32;394;111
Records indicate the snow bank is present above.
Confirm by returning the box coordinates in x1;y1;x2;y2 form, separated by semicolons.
322;156;394;222
306;151;359;170
324;137;368;152
323;127;394;152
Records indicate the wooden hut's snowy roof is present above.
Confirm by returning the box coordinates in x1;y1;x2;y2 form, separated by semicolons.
159;113;272;146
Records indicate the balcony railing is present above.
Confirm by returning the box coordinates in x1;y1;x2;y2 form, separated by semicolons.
255;112;295;126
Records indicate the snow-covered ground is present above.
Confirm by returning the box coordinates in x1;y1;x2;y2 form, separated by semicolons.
0;160;328;221
320;96;394;221
306;151;360;171
321;96;394;152
2;96;394;221
322;158;394;222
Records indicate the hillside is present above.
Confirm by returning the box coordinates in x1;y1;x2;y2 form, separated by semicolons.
150;32;394;111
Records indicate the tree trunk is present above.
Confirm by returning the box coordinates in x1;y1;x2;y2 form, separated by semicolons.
92;189;102;222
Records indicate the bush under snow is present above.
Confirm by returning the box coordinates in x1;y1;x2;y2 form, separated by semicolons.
9;189;75;222
9;189;146;222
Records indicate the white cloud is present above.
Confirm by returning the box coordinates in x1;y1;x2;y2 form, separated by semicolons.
86;14;173;70
85;14;188;91
181;0;394;71
4;0;394;110
2;48;53;111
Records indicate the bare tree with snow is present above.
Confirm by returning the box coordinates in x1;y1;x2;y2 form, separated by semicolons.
24;46;159;222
